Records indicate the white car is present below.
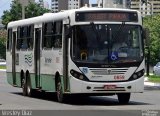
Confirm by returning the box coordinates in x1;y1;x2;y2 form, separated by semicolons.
153;62;160;75
0;59;6;66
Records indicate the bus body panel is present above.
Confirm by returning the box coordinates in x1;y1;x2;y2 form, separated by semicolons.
40;49;63;75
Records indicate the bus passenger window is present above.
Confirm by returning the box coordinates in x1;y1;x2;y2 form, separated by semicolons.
43;22;54;49
7;29;12;51
17;25;34;50
53;21;62;48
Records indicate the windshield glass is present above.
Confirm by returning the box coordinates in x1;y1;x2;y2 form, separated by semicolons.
72;24;143;64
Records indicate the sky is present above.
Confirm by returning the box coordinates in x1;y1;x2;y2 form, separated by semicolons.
0;0;97;18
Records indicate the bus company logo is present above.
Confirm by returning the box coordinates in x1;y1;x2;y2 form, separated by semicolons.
24;53;33;66
107;69;112;74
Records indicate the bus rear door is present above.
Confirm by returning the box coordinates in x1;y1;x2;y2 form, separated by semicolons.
34;28;41;88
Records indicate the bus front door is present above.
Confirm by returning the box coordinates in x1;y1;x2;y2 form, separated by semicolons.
12;32;16;86
35;28;41;88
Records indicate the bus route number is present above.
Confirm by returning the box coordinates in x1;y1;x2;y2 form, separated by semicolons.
114;75;125;80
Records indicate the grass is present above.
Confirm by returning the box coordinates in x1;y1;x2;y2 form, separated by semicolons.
148;75;160;83
0;65;6;69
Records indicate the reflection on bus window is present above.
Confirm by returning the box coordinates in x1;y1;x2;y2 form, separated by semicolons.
72;24;143;64
43;21;62;49
17;25;34;50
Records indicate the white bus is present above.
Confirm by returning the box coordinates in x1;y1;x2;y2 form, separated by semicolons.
7;7;145;103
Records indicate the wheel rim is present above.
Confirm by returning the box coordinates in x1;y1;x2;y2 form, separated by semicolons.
27;84;31;95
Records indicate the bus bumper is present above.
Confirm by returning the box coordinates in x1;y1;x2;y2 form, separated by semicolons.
69;76;144;94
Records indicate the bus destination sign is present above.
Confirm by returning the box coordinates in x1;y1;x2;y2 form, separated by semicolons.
75;11;138;22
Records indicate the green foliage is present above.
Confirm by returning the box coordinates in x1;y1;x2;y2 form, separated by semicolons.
2;0;22;28
0;0;50;59
25;2;50;18
143;15;160;65
148;75;160;83
0;65;6;69
1;0;50;28
0;30;7;59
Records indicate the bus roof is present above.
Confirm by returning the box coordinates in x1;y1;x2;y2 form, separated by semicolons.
7;7;141;28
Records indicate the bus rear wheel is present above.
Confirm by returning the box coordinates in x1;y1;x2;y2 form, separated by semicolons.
117;93;130;104
22;76;27;96
56;77;64;102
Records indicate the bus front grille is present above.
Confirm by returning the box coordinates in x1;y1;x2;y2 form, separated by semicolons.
90;68;128;75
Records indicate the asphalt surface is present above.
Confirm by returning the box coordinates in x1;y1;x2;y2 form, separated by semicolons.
0;71;160;112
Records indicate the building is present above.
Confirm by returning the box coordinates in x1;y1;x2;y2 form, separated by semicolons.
97;0;131;9
131;0;160;16
39;0;49;9
17;0;35;6
51;0;89;13
39;0;44;8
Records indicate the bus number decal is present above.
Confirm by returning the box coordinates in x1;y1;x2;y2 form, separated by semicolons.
45;57;52;64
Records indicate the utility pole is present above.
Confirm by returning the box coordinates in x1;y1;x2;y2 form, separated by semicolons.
19;0;33;19
22;4;25;19
141;0;152;76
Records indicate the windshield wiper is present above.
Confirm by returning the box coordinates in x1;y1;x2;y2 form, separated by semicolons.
90;22;101;41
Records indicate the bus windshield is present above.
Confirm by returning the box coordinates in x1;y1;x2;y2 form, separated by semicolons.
72;24;143;64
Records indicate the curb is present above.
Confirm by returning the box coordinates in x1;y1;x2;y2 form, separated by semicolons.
144;81;160;87
144;77;160;87
0;69;6;72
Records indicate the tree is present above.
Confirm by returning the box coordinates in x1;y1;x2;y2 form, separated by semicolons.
2;0;22;28
0;0;50;59
0;30;7;59
25;2;50;18
143;15;160;65
1;0;50;28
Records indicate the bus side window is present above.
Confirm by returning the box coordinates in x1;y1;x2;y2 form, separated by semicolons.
17;25;34;50
7;29;12;51
43;22;54;49
53;21;62;48
27;25;34;49
17;27;22;50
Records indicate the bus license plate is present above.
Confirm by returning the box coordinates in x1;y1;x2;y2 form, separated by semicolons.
104;85;116;90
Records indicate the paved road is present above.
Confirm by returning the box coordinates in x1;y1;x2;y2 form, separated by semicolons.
0;71;160;111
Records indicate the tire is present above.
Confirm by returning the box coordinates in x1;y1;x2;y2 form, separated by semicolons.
22;75;27;96
26;73;33;97
56;77;64;102
117;93;130;104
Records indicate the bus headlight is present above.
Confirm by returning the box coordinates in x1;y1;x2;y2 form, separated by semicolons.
70;70;89;81
133;74;138;79
129;69;145;81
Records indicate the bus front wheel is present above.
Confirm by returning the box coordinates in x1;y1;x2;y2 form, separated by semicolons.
56;77;64;102
26;73;34;97
117;93;130;104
